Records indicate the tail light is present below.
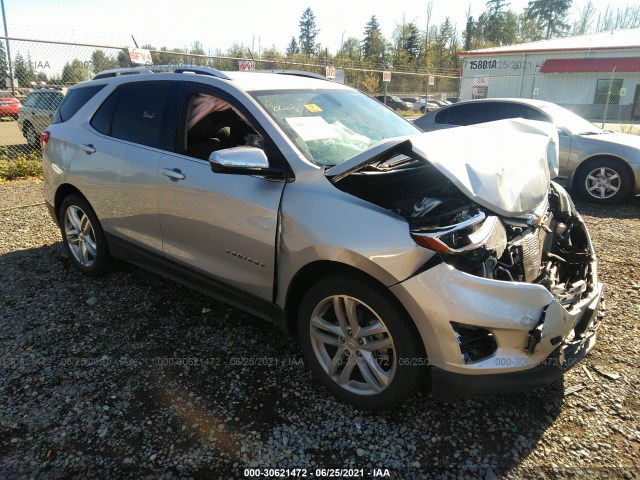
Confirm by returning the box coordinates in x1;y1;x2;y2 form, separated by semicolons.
40;131;50;151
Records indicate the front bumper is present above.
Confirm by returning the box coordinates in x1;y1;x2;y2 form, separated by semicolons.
390;261;603;401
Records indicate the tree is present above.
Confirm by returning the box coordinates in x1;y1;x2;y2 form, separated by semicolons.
360;72;380;94
362;16;387;65
13;53;36;86
90;50;119;74
338;37;361;60
524;0;572;39
117;50;130;68
61;59;91;84
572;0;596;35
484;0;509;44
0;41;8;85
286;37;299;56
463;9;475;51
298;7;319;56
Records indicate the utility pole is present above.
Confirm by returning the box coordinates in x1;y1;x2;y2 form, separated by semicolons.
1;0;14;93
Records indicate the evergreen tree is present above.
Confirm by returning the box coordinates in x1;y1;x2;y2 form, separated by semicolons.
524;0;572;39
286;37;299;56
90;50;119;74
61;59;91;84
484;0;509;45
298;7;319;57
362;16;387;65
0;41;8;85
13;53;36;86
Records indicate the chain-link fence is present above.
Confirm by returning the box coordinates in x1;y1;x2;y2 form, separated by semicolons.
0;36;461;161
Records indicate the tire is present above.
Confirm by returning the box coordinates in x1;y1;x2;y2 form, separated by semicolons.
23;123;40;147
298;272;427;410
574;158;631;204
58;195;113;276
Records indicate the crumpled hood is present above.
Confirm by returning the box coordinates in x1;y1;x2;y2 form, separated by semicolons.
327;119;559;218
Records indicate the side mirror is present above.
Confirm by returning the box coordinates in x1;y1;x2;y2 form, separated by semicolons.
557;127;570;137
209;147;284;178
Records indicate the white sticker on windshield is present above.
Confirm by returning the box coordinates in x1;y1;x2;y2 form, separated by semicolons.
285;117;340;142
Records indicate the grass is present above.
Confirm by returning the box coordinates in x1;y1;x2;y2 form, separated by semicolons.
617;123;640;136
0;148;43;182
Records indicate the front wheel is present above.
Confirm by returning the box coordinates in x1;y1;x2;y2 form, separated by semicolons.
59;195;113;276
298;273;427;410
575;158;631;204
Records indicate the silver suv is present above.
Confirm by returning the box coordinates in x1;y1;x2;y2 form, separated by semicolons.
17;88;65;146
42;67;603;410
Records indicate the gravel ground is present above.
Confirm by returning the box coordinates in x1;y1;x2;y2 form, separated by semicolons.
1;178;639;479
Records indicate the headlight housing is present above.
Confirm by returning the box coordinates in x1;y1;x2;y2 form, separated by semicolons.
411;210;507;258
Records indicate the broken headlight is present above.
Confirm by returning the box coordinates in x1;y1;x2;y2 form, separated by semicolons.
411;211;507;258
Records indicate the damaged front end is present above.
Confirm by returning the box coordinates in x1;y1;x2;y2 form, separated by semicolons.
328;126;603;400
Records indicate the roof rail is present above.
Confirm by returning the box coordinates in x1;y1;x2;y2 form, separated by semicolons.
92;65;231;80
254;69;329;81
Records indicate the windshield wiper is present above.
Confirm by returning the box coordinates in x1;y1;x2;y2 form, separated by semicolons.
579;131;603;135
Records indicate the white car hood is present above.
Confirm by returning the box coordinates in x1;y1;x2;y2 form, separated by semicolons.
327;119;559;218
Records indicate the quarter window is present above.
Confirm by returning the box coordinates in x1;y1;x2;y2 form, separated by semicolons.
54;86;103;123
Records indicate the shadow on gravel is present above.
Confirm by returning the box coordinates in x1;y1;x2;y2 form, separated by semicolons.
0;242;583;478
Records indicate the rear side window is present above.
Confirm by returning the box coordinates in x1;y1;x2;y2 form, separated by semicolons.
53;85;105;123
109;84;169;149
446;103;500;126
90;91;119;135
22;94;37;107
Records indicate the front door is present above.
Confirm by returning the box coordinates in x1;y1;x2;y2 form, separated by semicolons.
156;86;286;302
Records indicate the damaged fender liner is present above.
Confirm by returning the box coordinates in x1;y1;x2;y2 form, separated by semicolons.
432;294;602;402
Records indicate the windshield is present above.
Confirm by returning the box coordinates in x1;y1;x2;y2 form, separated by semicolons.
251;89;419;166
539;104;603;135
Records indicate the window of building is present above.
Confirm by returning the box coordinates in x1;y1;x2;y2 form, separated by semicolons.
594;79;623;105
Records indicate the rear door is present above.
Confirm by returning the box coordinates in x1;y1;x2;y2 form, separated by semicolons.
78;81;170;253
156;83;287;303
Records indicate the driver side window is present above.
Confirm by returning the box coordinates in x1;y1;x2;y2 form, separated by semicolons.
181;92;263;161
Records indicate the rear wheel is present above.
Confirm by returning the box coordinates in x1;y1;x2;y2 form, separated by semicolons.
59;195;113;276
298;273;427;410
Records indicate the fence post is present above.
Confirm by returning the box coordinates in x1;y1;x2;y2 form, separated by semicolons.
602;66;616;129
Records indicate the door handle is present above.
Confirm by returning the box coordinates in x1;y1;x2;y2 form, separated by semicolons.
162;168;185;180
80;144;96;154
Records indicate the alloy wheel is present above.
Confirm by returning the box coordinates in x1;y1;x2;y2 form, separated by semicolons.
64;205;97;267
309;295;396;395
585;166;621;200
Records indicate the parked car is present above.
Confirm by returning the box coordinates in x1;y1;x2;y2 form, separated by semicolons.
415;98;640;204
17;88;65;146
375;95;412;111
0;90;21;119
416;96;441;113
42;67;603;410
446;96;459;103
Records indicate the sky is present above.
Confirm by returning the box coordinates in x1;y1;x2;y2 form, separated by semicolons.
3;0;636;56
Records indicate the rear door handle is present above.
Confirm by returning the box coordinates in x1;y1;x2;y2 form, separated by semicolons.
162;168;185;180
80;144;96;154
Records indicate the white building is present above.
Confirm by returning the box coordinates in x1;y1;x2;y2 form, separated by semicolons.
457;29;640;121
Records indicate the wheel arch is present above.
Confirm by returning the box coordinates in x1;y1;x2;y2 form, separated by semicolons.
571;154;636;194
54;183;90;221
282;260;424;352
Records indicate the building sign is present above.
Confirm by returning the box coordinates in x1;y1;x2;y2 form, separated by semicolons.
325;66;336;79
472;77;488;99
428;75;435;86
239;60;255;71
382;71;391;82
